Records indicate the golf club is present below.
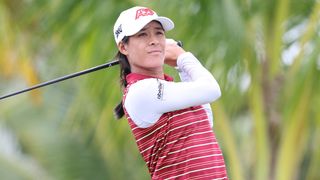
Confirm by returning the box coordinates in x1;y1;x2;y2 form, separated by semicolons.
0;60;119;100
0;41;182;101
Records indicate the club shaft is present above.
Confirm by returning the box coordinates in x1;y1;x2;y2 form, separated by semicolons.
0;60;119;100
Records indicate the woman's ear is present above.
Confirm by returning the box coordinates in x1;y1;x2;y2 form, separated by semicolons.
118;42;128;55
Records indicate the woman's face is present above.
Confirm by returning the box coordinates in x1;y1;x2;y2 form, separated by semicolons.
118;21;166;76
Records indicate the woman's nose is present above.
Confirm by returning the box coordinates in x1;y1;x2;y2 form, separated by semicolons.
149;35;159;46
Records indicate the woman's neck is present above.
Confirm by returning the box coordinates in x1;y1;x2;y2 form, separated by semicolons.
131;67;164;79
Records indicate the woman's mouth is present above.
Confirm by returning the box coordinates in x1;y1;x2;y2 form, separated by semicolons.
148;50;162;54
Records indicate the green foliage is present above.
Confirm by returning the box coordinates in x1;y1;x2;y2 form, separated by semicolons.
0;0;319;179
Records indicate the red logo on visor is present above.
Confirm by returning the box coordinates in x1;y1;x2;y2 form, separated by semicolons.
135;8;154;20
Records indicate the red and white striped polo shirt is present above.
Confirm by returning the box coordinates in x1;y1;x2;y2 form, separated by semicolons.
123;52;228;179
125;104;228;179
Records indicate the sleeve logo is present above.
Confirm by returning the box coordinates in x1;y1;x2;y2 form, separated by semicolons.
157;79;164;100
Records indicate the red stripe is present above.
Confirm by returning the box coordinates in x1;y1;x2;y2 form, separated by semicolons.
123;75;228;179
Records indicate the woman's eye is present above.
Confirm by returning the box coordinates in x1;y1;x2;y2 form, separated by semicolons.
157;31;164;35
138;33;147;37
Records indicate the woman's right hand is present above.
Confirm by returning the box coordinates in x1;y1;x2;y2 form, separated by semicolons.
164;39;186;67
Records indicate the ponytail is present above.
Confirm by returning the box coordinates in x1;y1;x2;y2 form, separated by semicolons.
114;37;130;119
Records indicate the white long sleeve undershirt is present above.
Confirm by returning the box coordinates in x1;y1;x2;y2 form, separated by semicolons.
124;52;221;128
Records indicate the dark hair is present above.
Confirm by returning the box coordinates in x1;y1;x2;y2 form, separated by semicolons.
114;36;131;119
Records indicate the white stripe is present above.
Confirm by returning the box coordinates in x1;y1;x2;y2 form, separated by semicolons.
140;144;154;154
193;173;228;180
166;130;212;146
135;107;206;143
156;154;222;172
136;123;167;142
159;158;224;177
140;135;166;154
168;107;205;120
139;130;166;149
167;142;217;155
141;121;211;159
148;130;213;158
138;115;207;148
169;119;207;133
165;166;226;180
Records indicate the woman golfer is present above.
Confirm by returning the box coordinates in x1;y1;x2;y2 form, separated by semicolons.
113;6;228;179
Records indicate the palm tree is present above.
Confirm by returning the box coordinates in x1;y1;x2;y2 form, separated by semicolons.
0;0;319;179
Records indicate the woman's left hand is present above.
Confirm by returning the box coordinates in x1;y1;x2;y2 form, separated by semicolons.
164;39;185;67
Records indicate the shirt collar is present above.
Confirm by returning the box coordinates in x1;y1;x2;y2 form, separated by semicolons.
126;73;174;84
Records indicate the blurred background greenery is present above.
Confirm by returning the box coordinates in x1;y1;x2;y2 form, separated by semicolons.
0;0;319;179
